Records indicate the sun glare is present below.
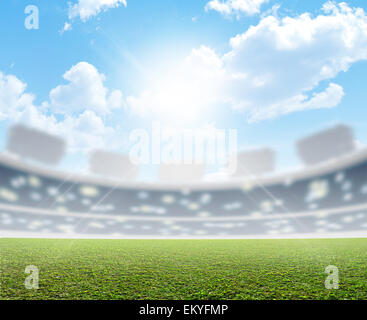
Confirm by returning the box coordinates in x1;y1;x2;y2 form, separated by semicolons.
132;56;221;126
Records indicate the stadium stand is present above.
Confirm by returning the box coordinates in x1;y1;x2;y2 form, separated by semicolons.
1;141;367;238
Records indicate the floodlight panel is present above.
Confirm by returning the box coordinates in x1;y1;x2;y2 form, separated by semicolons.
89;150;138;181
158;163;205;183
6;124;66;165
296;125;355;166
234;148;275;177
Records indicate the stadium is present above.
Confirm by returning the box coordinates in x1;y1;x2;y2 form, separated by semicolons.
1;124;367;239
2;0;367;302
1;123;367;300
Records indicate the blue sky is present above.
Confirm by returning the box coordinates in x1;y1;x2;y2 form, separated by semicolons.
1;0;367;179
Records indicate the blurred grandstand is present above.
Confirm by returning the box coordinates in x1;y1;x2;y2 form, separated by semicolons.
1;124;367;239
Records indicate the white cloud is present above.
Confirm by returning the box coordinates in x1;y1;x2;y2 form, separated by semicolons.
68;0;127;22
60;22;72;34
129;2;367;122
0;63;123;153
48;62;124;115
247;83;345;122
205;0;268;17
0;72;34;120
220;1;367;120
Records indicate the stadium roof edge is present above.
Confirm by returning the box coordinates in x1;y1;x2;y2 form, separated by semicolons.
0;148;367;191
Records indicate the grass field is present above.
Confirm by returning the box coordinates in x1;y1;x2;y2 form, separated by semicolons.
1;238;367;300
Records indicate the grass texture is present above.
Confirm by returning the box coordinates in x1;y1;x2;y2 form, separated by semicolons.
1;238;367;300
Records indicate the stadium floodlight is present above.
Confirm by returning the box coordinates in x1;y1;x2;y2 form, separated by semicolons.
6;124;66;166
232;148;275;177
89;150;138;181
296;124;356;166
158;163;206;183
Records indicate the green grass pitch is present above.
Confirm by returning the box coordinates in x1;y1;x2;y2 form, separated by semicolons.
1;238;367;300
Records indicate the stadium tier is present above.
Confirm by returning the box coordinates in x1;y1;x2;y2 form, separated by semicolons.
1;150;367;238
